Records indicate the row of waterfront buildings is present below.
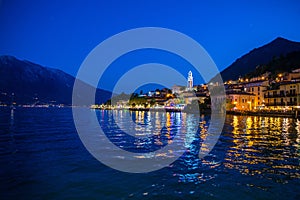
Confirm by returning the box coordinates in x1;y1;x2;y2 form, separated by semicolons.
101;69;300;112
224;69;300;111
168;69;300;111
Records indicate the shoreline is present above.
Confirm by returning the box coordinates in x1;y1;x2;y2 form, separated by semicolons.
128;107;182;112
3;106;299;118
226;110;299;118
94;107;300;118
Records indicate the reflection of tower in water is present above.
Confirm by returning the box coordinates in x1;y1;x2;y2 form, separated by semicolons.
10;108;14;126
9;106;17;154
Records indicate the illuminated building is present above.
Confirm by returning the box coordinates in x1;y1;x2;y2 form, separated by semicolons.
223;68;300;111
227;91;255;111
187;71;193;91
264;81;300;110
243;80;269;109
172;84;184;94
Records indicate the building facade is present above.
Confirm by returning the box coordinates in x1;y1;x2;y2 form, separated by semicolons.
226;91;255;111
243;80;269;109
264;81;300;110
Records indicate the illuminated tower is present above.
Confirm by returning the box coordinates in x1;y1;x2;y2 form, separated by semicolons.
187;71;193;91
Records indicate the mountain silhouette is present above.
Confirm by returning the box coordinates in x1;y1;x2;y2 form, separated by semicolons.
220;37;300;81
0;55;111;105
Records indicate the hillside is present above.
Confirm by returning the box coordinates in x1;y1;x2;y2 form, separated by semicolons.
220;37;300;81
0;55;111;105
244;51;300;78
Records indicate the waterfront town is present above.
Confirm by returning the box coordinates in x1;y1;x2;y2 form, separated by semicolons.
93;68;300;114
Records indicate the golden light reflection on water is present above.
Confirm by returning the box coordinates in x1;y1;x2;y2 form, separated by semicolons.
114;111;200;152
199;118;208;152
106;110;300;182
224;115;300;179
166;112;172;144
296;120;300;156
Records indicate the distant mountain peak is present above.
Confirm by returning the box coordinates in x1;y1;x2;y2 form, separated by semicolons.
0;56;111;105
274;36;287;41
268;37;299;46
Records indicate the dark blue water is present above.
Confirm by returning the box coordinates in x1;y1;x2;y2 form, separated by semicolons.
1;107;299;199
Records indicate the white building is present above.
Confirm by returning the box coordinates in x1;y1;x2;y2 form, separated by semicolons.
187;71;193;91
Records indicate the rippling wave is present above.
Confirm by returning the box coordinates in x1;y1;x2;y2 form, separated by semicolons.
0;108;299;199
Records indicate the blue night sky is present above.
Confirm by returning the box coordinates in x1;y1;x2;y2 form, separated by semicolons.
0;0;300;91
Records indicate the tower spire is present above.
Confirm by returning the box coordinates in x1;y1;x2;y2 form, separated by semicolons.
187;71;193;91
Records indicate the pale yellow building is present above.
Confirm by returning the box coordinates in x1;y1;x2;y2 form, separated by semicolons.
227;91;255;111
243;80;269;109
264;81;300;110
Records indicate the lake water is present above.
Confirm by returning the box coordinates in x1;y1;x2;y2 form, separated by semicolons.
0;107;299;199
